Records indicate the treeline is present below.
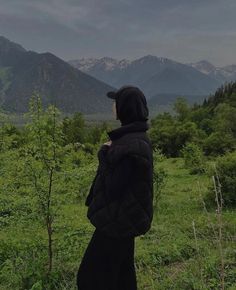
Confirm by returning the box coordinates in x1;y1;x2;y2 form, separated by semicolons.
0;106;112;156
1;81;236;159
1;82;236;159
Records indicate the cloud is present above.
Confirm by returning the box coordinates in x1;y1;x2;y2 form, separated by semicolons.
0;0;235;65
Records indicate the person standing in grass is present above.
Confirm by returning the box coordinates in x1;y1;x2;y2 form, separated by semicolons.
77;85;154;290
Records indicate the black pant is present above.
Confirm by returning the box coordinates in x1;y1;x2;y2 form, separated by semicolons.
76;228;137;290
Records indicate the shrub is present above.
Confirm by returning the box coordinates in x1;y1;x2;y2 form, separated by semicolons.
203;132;235;156
180;142;206;174
153;149;167;209
205;151;236;207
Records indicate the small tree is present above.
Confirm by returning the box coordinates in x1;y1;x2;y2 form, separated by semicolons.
173;97;190;122
23;94;65;279
62;112;86;145
181;142;205;174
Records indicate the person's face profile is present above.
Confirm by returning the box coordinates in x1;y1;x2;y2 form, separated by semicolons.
112;100;117;119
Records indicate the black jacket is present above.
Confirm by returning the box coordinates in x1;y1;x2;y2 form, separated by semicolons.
85;120;154;238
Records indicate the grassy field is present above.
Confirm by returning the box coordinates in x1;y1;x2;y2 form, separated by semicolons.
135;157;236;289
0;154;235;290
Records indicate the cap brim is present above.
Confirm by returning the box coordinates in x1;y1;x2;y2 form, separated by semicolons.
106;91;116;99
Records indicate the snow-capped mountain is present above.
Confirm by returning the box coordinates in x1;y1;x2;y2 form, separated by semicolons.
69;55;221;99
69;57;131;72
189;60;216;75
188;60;236;83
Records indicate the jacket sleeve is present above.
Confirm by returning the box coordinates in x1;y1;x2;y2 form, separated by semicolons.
85;144;110;207
97;144;111;173
85;169;99;207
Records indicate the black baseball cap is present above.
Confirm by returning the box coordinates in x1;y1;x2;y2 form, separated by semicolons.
106;85;141;100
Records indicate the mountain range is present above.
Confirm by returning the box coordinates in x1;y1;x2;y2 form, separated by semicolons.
69;57;236;91
0;35;235;115
0;36;114;114
69;56;236;105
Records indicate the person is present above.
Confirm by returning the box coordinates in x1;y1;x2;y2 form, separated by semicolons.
76;85;154;290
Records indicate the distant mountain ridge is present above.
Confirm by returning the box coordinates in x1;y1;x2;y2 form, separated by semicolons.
0;36;115;114
188;60;236;83
1;35;235;116
71;57;131;72
69;56;223;103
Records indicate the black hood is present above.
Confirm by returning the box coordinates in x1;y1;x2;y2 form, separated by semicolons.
114;86;149;126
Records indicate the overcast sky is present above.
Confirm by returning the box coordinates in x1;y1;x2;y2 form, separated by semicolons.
0;0;235;66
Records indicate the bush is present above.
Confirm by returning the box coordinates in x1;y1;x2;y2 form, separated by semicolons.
180;142;206;174
203;132;235;156
205;151;236;207
153;149;167;209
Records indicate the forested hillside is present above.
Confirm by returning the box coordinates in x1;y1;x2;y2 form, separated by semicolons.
149;82;236;157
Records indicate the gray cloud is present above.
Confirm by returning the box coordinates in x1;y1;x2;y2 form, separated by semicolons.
0;0;235;66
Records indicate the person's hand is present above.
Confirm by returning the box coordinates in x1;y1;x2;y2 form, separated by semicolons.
98;141;111;171
103;140;112;146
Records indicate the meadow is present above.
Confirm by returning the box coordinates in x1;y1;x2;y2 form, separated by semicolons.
0;85;236;289
1;148;235;289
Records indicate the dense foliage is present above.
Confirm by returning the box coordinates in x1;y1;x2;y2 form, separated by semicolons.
149;82;236;157
205;151;236;207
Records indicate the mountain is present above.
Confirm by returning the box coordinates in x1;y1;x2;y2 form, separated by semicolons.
69;55;222;100
188;60;236;83
0;36;26;67
189;60;216;75
70;57;131;72
0;36;115;114
219;65;236;81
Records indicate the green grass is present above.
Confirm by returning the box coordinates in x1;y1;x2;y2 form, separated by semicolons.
135;157;236;290
0;157;235;289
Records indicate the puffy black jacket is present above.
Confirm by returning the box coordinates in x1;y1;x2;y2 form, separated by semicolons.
85;120;154;238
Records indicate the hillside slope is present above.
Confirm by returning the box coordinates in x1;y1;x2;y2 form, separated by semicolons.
0;36;114;114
